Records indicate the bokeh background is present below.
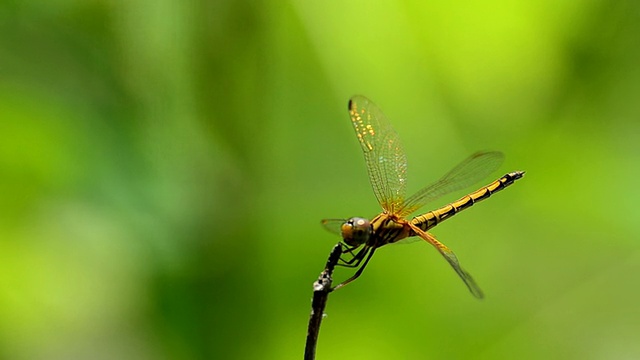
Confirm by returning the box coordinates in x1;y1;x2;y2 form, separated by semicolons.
1;1;639;359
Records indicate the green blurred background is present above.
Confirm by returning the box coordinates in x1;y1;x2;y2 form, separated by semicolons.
1;1;639;359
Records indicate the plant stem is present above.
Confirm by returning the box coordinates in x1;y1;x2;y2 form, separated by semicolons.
304;243;342;360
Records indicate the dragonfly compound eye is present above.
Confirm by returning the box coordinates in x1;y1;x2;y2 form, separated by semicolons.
341;217;371;246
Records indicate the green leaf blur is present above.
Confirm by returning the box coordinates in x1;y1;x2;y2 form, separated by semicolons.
1;1;639;359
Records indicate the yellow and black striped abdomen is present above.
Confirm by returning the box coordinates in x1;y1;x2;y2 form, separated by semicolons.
410;171;524;233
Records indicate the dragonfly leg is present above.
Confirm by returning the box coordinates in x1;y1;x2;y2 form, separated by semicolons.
332;247;377;291
339;243;360;259
338;244;369;268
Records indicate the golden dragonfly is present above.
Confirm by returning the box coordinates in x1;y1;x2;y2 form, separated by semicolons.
322;96;524;298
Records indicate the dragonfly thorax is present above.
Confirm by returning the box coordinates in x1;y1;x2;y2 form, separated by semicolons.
341;217;372;247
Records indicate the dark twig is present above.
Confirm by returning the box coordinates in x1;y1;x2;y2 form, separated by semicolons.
304;243;343;360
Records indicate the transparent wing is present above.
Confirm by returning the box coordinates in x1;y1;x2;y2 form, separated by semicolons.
321;219;346;236
397;151;504;217
348;95;407;214
408;223;484;299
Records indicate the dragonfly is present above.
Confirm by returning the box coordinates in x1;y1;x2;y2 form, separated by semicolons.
322;95;524;298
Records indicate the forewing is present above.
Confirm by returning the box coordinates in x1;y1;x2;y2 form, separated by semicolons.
348;95;407;214
321;219;346;236
408;223;484;299
397;151;504;216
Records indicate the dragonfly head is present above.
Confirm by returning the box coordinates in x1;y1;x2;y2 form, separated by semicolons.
341;217;372;247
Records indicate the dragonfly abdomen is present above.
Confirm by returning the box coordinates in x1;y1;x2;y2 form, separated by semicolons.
410;171;524;233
